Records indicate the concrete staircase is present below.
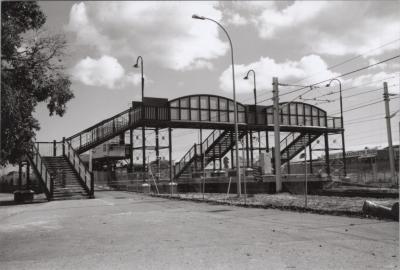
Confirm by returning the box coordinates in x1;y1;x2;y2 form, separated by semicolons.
43;156;90;200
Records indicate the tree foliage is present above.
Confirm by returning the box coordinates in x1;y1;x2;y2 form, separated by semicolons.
1;1;74;165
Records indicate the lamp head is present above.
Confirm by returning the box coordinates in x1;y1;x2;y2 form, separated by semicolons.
325;83;331;87
192;14;205;20
133;63;139;68
243;76;248;80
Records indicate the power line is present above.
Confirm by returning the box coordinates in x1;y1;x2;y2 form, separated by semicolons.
345;117;383;125
332;96;400;115
256;54;400;105
290;38;400;84
241;65;398;105
317;74;399;99
332;99;382;115
316;85;398;105
344;113;385;122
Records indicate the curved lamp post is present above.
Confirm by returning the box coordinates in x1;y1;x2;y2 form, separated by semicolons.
134;56;146;182
192;14;241;196
244;69;257;109
244;69;259;165
133;56;144;102
326;78;347;176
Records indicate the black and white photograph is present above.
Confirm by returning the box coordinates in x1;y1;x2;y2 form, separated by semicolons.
1;1;399;269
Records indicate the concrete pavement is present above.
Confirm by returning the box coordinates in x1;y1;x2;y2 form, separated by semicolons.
0;191;398;270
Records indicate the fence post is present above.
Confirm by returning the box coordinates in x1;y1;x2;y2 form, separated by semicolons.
62;137;65;156
53;140;57;156
50;175;54;199
90;171;94;198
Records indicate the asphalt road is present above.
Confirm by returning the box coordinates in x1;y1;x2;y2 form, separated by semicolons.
0;191;398;270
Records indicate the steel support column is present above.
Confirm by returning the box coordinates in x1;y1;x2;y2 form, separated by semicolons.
324;133;330;176
230;131;234;169
155;128;159;181
200;129;204;171
168;128;173;182
142;127;146;182
129;129;133;173
250;131;254;167
246;131;250;168
219;143;222;170
309;135;313;174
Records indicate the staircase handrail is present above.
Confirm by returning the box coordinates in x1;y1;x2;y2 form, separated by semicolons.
174;143;197;176
174;129;224;177
65;140;94;197
28;143;53;199
280;132;298;151
65;106;142;152
66;108;132;141
201;129;224;152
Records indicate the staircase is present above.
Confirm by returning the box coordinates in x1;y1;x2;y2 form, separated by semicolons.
66;106;142;154
174;129;246;179
42;156;89;200
279;132;321;164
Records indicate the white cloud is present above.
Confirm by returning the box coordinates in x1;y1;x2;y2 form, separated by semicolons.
67;2;227;71
243;1;399;57
256;1;327;39
66;3;111;52
219;55;338;93
226;13;247;26
71;55;142;89
351;72;400;94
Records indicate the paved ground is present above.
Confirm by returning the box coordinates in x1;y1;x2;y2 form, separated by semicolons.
0;191;398;270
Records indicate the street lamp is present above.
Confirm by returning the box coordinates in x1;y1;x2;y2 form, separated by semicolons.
133;56;144;102
243;69;257;110
192;14;242;196
134;56;146;183
244;69;260;165
326;78;347;176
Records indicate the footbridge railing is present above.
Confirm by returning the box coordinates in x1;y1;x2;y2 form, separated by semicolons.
66;106;142;153
27;143;53;200
31;140;94;197
65;140;94;197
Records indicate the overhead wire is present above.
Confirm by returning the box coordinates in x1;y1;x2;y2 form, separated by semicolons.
331;96;399;115
255;54;400;106
239;39;400;104
290;38;400;84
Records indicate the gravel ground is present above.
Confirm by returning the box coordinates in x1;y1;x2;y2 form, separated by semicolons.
155;192;399;218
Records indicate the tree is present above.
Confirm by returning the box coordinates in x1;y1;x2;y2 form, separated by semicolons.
1;1;74;166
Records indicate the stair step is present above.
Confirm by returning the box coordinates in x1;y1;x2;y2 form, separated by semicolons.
52;196;89;201
39;156;91;200
53;185;85;189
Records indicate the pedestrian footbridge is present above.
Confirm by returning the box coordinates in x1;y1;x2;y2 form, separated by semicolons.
27;94;343;200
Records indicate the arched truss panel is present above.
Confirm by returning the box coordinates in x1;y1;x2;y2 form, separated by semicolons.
169;94;247;124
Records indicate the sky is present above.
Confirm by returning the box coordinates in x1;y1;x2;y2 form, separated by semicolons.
33;1;400;162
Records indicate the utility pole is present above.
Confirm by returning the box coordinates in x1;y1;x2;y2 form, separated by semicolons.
383;82;396;185
273;77;282;192
304;141;308;208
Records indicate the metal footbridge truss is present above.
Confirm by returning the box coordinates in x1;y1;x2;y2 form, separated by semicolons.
29;94;343;198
